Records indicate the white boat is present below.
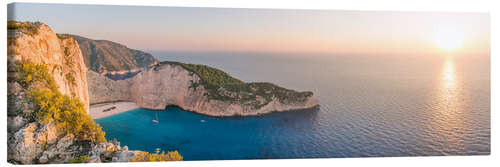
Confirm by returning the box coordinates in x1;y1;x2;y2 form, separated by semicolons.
200;120;206;123
152;112;159;123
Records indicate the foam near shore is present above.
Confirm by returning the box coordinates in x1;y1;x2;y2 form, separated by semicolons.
89;102;139;119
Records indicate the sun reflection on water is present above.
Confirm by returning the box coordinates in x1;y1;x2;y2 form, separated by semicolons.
443;59;456;91
424;56;467;155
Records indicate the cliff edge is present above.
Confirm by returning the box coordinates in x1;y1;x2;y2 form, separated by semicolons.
7;21;143;164
70;34;158;73
7;22;89;110
88;61;320;116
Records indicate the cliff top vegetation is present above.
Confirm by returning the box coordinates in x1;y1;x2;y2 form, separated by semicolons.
156;61;313;109
7;20;42;36
15;63;106;142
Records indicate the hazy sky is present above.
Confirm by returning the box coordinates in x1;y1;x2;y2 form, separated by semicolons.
8;3;490;55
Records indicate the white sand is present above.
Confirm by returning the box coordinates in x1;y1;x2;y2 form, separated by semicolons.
89;102;139;119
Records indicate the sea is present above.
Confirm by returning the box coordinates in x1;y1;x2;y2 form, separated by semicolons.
95;51;490;160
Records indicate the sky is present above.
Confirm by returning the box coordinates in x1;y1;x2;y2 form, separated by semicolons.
8;3;490;56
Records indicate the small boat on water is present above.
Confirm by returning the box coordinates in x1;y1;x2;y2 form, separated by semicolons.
152;111;159;123
200;120;206;123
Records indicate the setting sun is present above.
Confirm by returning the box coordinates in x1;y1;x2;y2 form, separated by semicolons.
434;28;464;51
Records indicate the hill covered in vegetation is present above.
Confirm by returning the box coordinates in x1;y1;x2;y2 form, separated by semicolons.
68;34;158;73
156;61;315;110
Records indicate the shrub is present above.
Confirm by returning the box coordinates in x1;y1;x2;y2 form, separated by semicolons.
69;156;91;163
180;63;244;86
18;63;106;142
63;47;75;68
130;150;183;162
7;21;21;30
65;73;76;86
56;33;72;40
29;88;106;142
64;47;71;57
158;61;243;87
17;63;58;91
7;21;41;35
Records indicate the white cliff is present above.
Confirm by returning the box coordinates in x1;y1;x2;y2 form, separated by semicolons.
7;21;136;164
7;22;89;110
88;62;320;116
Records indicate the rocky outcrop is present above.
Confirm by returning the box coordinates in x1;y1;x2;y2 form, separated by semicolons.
70;34;158;73
87;70;133;104
7;21;140;164
7;22;89;110
89;63;320;116
8;123;58;164
8;124;136;164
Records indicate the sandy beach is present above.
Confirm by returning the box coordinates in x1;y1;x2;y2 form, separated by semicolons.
89;102;140;119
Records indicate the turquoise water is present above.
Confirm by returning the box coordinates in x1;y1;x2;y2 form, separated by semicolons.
96;107;323;160
95;52;490;160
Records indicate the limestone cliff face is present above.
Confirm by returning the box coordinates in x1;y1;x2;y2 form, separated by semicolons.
89;63;320;116
8;122;69;164
58;36;90;110
6;21;120;164
129;64;206;110
7;22;89;110
87;70;133;104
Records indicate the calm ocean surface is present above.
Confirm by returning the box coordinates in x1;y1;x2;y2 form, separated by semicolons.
95;51;490;160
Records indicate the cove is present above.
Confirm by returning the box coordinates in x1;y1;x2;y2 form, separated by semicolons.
95;107;322;160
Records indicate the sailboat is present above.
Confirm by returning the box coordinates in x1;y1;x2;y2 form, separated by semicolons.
152;111;159;123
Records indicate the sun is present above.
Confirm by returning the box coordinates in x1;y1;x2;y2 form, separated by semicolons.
434;28;463;51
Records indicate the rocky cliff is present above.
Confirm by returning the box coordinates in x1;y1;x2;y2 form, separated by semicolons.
7;21;141;164
6;20;315;164
89;62;320;116
70;34;158;73
7;22;89;110
87;70;133;104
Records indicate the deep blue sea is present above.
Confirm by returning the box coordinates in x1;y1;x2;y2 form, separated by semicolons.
95;51;490;160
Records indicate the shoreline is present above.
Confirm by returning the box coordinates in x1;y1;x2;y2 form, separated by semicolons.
89;102;320;119
89;102;139;119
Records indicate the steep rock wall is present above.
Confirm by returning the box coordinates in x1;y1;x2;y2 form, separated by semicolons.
7;22;91;164
7;23;89;110
87;70;133;104
89;63;320;116
7;21;161;165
